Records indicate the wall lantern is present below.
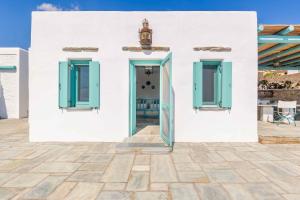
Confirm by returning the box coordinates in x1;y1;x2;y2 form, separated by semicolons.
139;19;152;49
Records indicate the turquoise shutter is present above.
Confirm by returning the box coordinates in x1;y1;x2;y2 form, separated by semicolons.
59;61;69;108
221;62;232;108
193;61;203;108
89;61;100;108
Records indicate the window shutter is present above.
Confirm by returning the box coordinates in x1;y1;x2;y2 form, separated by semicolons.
89;61;100;108
221;61;232;108
193;61;203;108
59;61;69;108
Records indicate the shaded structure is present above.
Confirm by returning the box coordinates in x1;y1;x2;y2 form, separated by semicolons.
258;25;300;70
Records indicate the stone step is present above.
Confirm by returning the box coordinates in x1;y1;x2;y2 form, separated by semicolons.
116;143;172;154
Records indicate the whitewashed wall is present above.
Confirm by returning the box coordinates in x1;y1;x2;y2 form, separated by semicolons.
0;48;28;119
30;11;258;142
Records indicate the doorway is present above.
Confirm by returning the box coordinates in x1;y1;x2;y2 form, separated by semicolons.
136;65;160;133
129;53;173;146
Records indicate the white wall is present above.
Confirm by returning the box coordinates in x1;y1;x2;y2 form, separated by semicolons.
30;11;258;142
19;49;29;118
0;48;28;119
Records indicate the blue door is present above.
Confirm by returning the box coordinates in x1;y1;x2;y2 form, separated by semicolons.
160;53;173;146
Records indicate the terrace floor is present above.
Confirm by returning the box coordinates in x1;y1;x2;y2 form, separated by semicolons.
258;121;300;144
1;119;300;199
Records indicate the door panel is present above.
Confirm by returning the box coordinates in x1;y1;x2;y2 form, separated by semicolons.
160;53;173;146
129;62;137;135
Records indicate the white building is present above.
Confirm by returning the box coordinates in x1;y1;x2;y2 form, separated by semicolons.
0;48;28;119
29;11;258;145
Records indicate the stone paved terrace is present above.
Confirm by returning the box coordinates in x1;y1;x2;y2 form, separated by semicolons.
1;119;300;199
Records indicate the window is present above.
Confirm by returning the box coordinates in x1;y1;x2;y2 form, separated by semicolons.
77;64;89;102
193;61;232;109
203;65;218;105
59;60;100;109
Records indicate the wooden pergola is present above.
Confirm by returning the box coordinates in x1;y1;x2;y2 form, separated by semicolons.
258;25;300;70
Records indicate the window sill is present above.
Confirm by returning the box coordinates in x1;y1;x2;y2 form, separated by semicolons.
195;106;230;111
62;107;95;111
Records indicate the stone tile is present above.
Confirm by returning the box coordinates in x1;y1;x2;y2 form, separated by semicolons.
268;176;300;193
254;161;297;177
172;153;193;163
0;173;18;185
56;151;84;162
169;183;199;200
0;150;23;160
67;171;103;182
235;151;264;161
0;188;19;200
22;175;66;199
126;172;149;191
200;163;232;170
282;194;300;200
271;151;300;160
235;168;268;182
151;155;178;182
233;146;255;152
23;150;48;159
217;151;243;161
150;183;168;191
65;182;103;200
274;161;300;176
223;184;255;200
190;152;210;163
243;183;284;200
175;162;202;171
177;171;209;183
206;152;225;162
0;159;27;172
101;154;134;182
254;151;281;161
134;155;150;165
76;153;113;164
135;192;168;200
3;173;48;188
103;183;126;191
78;163;107;172
195;183;231;200
32;162;81;173
228;161;256;169
47;182;77;200
132;165;150;171
97;191;133;200
206;169;246;183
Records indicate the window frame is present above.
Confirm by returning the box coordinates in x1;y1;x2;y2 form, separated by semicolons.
69;59;92;108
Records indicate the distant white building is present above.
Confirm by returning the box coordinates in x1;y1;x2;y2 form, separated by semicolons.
0;48;28;119
29;11;258;145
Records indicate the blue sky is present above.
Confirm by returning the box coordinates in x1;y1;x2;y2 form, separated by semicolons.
1;0;300;49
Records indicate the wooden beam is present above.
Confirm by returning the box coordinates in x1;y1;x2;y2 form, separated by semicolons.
259;45;300;64
258;44;287;57
122;46;170;52
276;25;294;35
62;47;99;52
257;25;264;33
260;52;300;66
281;58;300;66
258;35;300;44
258;65;300;70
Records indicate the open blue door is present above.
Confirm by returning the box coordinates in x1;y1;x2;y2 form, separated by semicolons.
160;53;173;146
129;62;137;136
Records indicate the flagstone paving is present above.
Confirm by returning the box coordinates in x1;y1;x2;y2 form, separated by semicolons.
2;119;300;199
